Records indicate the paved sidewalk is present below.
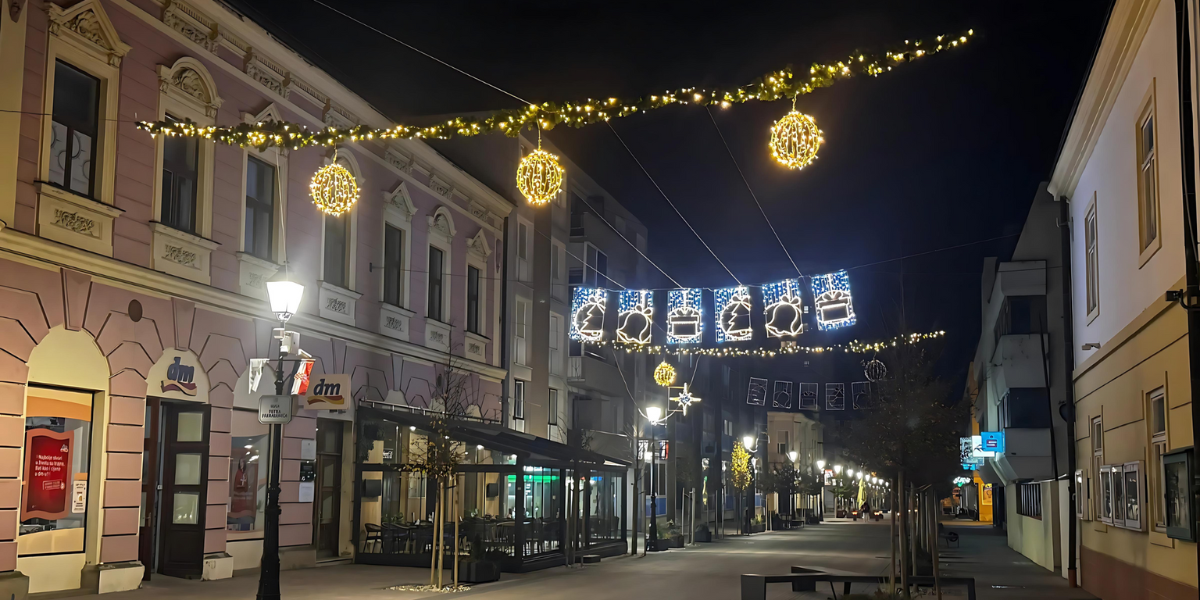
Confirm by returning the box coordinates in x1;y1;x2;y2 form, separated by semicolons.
938;522;1095;600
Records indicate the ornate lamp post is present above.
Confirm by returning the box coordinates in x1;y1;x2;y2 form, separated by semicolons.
645;405;663;547
816;459;826;521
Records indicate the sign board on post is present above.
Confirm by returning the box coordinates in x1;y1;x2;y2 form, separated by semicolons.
258;395;295;424
303;374;351;411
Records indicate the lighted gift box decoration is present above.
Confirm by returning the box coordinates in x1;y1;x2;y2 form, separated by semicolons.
810;270;857;331
666;289;704;345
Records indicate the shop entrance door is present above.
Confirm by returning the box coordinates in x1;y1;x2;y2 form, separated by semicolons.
141;400;210;579
313;419;343;558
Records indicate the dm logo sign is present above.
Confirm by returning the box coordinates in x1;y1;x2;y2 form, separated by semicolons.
304;374;351;410
162;357;198;396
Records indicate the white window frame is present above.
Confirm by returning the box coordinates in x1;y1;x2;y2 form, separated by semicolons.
584;242;608;287
514;297;530;366
548;388;559;426
516;217;533;282
236;105;288;298
1136;82;1161;264
551;239;567;300
425;206;456;325
1093;416;1106;523
319;152;362;291
152;57;220;240
1085;196;1100;322
464;229;491;339
1149;387;1168;531
513;380;525;420
380;184;416;309
1099;465;1114;525
1122;461;1144;531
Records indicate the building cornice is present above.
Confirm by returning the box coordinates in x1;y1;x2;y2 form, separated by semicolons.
0;228;507;381
1048;0;1159;199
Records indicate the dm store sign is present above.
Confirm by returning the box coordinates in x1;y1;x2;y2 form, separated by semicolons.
161;356;198;396
304;374;351;410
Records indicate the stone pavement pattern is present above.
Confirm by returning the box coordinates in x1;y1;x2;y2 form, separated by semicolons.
96;519;1091;600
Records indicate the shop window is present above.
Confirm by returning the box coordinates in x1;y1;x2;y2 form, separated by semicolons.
1164;449;1195;541
19;388;94;556
588;472;624;545
1122;461;1143;530
228;410;269;537
1149;388;1168;531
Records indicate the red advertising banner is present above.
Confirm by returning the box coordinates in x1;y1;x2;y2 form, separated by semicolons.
21;429;73;521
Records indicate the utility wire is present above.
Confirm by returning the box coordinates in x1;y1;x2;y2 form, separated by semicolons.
705;106;803;278
606;121;743;287
573;194;683;288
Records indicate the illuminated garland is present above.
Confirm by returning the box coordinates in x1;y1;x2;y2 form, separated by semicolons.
134;31;973;150
587;331;945;358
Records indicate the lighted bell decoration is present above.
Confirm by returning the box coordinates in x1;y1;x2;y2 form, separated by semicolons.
653;361;677;387
769;109;823;170
309;159;360;216
516;146;565;206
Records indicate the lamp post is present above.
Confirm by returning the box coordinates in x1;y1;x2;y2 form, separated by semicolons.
816;459;826;522
786;451;798;520
258;279;303;600
645;406;663;548
742;435;758;533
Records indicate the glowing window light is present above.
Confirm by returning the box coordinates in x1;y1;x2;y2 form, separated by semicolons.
714;285;753;343
810;270;856;331
569;287;607;342
666;289;703;345
617;290;654;345
761;278;805;338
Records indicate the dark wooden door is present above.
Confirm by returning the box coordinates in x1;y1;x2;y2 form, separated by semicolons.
157;403;210;578
313;420;342;558
139;399;162;580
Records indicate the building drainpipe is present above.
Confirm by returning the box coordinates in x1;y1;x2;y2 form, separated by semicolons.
499;216;511;427
1170;0;1200;594
1058;197;1080;588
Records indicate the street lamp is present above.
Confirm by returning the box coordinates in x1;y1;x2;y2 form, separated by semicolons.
259;277;304;600
787;450;798;463
644;404;664;548
743;435;757;451
815;459;826;521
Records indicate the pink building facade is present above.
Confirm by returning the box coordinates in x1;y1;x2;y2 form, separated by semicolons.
0;0;510;595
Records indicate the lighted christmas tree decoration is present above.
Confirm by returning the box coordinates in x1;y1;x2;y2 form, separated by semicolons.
762;278;806;338
653;361;677;387
769;106;823;170
516;131;565;206
617;290;654;345
666;289;704;345
309;154;360;216
569;287;607;342
811;270;857;331
715;285;753;342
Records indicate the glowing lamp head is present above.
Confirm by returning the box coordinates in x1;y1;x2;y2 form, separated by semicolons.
742;435;755;450
857;472;865;480
266;280;304;323
834;465;843;474
644;406;663;425
787;451;798;463
816;459;826;470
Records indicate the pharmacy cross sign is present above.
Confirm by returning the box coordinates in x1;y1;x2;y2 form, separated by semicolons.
671;383;702;415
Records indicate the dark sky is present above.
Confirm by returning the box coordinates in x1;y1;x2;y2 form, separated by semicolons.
233;0;1110;389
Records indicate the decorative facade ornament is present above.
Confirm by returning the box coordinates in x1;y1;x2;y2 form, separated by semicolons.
158;58;223;118
428;174;453;198
48;1;132;67
161;0;219;53
382;182;417;221
467;229;491;259
244;50;290;98
427;207;456;240
163;244;198;268
52;209;98;237
322;100;357;129
384;148;414;173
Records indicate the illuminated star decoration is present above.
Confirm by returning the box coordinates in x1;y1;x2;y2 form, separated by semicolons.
671;383;702;415
666;289;704;345
617;290;654;345
569;287;607;342
762;278;805;338
715;285;753;343
810;270;857;331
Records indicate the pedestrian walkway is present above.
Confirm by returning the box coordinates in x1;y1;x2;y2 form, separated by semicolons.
939;522;1095;600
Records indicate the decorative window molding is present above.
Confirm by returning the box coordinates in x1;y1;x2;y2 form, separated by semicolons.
379;302;415;343
243;49;290;98
469;200;495;228
318;280;362;326
384;147;415;174
427;206;457;245
425;317;452;353
158;57;223;119
150;222;220;284
383;182;418;223
47;0;131;67
464;331;488;362
380;190;414;310
1135;81;1161;267
235;251;279;301
161;0;219;54
428;173;454;199
237;104;289;292
35;182;122;256
322;99;358;129
467;229;491;260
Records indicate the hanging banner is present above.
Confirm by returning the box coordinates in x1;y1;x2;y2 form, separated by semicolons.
799;382;818;409
762;278;805;338
303;374;351;410
570;287;607;342
772;381;793;409
21;429;73;521
825;383;845;410
666;289;704;345
617;290;653;345
747;377;768;406
851;381;872;409
811;270;857;331
715;285;753;343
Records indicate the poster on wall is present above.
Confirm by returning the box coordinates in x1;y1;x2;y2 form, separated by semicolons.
228;455;260;531
21;429;73;521
746;377;768;406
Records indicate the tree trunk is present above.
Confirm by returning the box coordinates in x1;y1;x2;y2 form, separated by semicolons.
899;470;909;599
436;483;445;588
890;482;897;599
929;490;942;600
429;477;438;586
453;478;460;589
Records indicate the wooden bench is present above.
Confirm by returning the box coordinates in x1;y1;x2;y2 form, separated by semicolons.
741;569;976;600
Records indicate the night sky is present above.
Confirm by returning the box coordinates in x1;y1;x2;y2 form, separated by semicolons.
233;0;1111;390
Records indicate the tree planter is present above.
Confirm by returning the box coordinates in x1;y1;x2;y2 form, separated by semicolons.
648;538;672;551
459;560;501;583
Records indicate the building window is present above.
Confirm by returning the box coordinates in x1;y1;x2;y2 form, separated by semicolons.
244;156;275;261
427;246;444;321
514;298;529;366
48;60;100;198
19;388;95;555
1016;482;1042;519
228;409;269;536
161;115;199;234
1075;469;1090;520
383;224;404;307
466;265;481;334
548;389;559;426
993;295;1048;340
513;380;525;420
1092;416;1103;520
1137;97;1159;253
517;221;531;281
1164;450;1195;540
777;430;789;456
1085;201;1099;317
549;313;563;374
1149;388;1168;531
585;244;608;287
1122;461;1143;530
322;214;350;289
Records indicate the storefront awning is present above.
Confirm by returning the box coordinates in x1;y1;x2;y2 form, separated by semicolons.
358;403;630;467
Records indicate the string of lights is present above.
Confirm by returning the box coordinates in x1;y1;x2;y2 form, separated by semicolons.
585;330;946;358
134;31;973;149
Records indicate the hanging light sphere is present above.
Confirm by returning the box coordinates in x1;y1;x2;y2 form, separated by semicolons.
653;361;677;387
310;162;360;216
516;148;565;206
864;358;888;382
769;110;823;170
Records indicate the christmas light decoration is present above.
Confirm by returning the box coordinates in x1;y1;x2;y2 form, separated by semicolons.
603;330;945;358
769;108;822;170
799;382;818;409
715;285;753;342
747;377;768;406
135;30;973;149
309;155;360;216
617;290;654;345
864;358;887;382
826;383;845;411
762;278;805;338
516;132;565;206
569;287;607;342
666;289;704;345
851;381;872;409
772;381;793;409
811;270;857;331
653;361;677;387
671;382;701;415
